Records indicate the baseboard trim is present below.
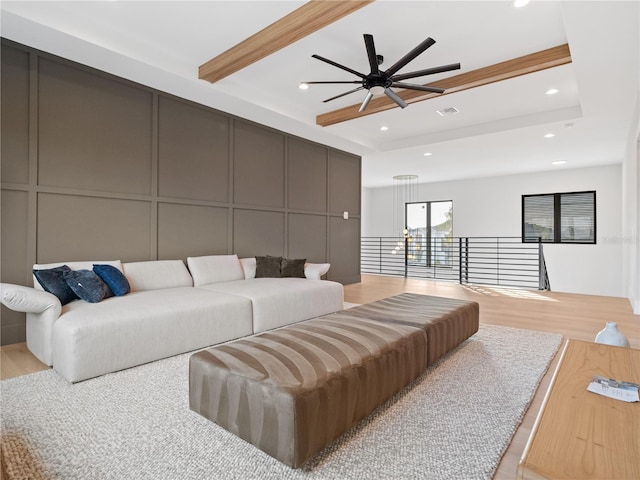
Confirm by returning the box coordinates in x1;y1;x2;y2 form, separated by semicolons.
330;274;361;285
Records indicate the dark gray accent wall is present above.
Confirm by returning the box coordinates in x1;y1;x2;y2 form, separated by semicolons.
233;122;286;208
157;203;230;259
158;97;230;202
1;46;30;185
0;40;361;345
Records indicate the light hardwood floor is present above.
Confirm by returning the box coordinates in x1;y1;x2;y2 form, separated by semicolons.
344;275;640;480
1;274;639;479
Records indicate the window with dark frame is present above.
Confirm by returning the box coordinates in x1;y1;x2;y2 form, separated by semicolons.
522;191;596;244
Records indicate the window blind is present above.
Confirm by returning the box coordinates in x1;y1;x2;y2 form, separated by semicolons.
522;191;595;244
523;194;554;242
560;192;595;242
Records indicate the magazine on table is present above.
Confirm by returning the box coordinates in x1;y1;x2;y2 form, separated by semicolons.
587;375;639;403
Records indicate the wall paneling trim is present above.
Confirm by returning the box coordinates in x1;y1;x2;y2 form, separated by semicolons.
0;40;361;345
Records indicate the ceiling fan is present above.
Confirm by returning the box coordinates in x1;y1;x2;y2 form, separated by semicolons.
303;34;461;112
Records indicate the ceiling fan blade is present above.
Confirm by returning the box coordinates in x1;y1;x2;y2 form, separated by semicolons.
391;63;461;82
358;91;374;112
390;82;445;94
384;88;408;109
385;37;436;77
312;54;367;79
303;81;363;84
323;86;365;103
364;34;380;74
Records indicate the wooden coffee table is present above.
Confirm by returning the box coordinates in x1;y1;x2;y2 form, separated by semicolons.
517;339;640;479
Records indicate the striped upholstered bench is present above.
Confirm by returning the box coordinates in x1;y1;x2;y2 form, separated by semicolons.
343;293;479;366
189;293;479;468
189;313;427;468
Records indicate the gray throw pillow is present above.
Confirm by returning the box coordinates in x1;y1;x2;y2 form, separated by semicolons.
63;269;109;303
255;256;282;278
281;258;306;278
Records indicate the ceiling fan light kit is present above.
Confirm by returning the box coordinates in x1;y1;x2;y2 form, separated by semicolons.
304;33;460;112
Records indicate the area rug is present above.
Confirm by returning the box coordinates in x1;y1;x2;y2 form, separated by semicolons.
1;325;562;480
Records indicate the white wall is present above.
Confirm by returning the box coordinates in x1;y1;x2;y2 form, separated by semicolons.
363;165;623;297
622;104;639;313
635;136;640;313
620;1;640;314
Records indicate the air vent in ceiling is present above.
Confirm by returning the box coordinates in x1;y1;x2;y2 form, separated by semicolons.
437;107;459;116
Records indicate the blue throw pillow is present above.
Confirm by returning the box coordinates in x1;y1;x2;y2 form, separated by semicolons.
63;269;109;303
33;265;78;305
93;264;130;296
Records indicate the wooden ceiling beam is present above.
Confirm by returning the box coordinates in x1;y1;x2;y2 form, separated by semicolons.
199;0;374;84
316;43;572;127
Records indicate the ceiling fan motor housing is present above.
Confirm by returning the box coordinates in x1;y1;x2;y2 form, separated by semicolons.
363;72;392;91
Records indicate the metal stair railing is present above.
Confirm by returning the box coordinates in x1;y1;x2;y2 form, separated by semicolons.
361;236;550;290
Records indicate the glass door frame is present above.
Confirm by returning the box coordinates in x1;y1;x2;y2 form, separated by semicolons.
405;200;453;268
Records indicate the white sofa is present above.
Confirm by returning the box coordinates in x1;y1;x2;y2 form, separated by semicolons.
0;255;344;382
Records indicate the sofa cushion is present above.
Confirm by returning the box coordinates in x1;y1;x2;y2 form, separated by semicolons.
33;265;78;305
304;263;331;280
239;257;256;280
200;278;344;333
52;287;254;382
93;264;130;296
187;255;244;287
63;269;109;303
255;256;282;278
123;260;193;292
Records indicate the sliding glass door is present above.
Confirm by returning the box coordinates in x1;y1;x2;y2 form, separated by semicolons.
405;201;453;267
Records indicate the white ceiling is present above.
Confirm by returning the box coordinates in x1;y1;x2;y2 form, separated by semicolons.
1;1;638;188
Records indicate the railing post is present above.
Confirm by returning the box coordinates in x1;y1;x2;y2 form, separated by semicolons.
404;235;408;278
465;238;469;283
538;237;544;290
433;237;437;280
458;237;463;284
496;237;500;286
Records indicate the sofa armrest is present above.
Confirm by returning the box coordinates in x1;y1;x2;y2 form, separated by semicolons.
304;263;331;280
1;283;62;315
1;283;62;366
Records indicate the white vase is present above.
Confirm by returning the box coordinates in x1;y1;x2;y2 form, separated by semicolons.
594;322;630;348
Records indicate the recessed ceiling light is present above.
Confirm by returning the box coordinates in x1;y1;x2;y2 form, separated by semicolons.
544;133;555;138
436;107;459;116
514;0;530;7
545;88;559;95
423;152;433;156
298;83;309;90
380;126;389;131
552;160;567;165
